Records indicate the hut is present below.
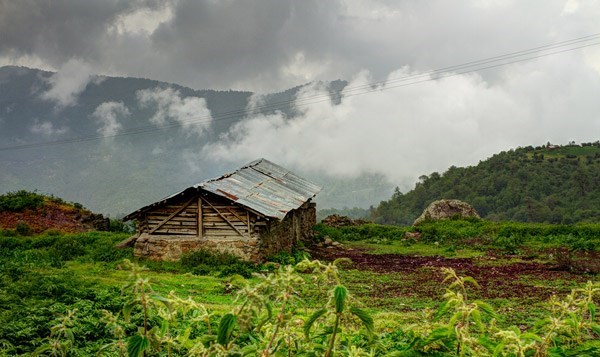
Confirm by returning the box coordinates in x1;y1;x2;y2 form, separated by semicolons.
122;159;322;262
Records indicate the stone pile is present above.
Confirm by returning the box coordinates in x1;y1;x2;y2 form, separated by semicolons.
321;214;370;228
315;236;344;249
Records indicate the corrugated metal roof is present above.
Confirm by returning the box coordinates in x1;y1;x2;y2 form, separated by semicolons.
124;159;322;220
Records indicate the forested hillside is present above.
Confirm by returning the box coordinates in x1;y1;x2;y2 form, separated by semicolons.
372;143;600;225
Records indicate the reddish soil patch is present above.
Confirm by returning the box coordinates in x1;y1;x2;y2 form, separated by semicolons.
0;201;108;233
311;246;594;301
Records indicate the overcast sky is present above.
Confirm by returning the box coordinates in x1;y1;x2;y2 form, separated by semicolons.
2;0;600;192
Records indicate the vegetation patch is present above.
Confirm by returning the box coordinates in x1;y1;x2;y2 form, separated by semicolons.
0;219;597;355
0;190;118;234
372;142;600;224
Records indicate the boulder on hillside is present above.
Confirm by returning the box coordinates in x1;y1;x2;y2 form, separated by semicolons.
413;199;480;226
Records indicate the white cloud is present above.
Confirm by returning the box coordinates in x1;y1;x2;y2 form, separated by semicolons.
136;87;212;136
92;101;129;136
203;55;600;191
562;0;580;14
30;119;68;136
39;58;95;108
110;5;174;35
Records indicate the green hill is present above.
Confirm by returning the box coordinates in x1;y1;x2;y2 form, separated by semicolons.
372;142;600;225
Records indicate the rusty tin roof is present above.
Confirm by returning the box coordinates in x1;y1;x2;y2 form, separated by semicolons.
124;159;322;220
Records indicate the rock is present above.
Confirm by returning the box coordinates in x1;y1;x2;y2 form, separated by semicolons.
413;199;480;226
324;237;333;245
404;232;421;240
331;241;342;247
321;214;370;227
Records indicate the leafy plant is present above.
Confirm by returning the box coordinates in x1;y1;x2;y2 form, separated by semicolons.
304;284;374;357
33;309;78;356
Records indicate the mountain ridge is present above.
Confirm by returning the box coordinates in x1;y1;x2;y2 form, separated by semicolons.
1;66;394;215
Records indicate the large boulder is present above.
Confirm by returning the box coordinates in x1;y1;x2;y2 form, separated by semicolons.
413;199;480;225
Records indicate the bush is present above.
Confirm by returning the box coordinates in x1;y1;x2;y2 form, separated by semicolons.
220;263;256;278
181;249;240;268
88;241;132;262
313;223;410;242
0;190;45;212
15;222;32;236
267;249;310;265
50;236;86;261
493;234;523;254
180;249;258;277
108;219;134;233
0;236;28;250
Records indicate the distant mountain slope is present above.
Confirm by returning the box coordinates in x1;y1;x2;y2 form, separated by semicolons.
0;66;393;215
372;143;600;225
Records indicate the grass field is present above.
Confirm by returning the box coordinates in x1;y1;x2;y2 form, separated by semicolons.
0;220;598;356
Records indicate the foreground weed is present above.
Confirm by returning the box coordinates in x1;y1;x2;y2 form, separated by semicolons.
33;309;77;356
536;280;600;355
417;268;497;356
34;258;597;356
400;269;599;357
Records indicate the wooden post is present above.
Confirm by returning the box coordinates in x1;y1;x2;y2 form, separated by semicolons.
247;211;251;238
198;197;203;238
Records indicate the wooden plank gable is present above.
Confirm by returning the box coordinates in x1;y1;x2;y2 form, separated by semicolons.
139;191;263;239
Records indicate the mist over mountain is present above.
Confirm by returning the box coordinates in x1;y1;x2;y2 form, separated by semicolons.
0;66;393;216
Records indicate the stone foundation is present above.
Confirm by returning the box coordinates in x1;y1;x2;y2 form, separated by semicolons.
133;234;261;262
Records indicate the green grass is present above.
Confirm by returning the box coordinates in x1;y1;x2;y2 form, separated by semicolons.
65;261;243;310
531;144;600;159
0;222;598;355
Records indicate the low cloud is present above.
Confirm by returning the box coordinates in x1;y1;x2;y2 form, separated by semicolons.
92;101;129;136
30;119;68;136
136;87;212;136
39;59;95;108
203;55;600;191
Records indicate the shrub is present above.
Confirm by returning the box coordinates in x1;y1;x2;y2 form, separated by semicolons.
15;222;32;236
0;190;45;212
0;236;28;250
493;234;523;254
51;236;86;261
267;249;310;265
181;249;240;268
220;263;256;278
88;242;132;262
108;219;133;233
313;223;410;242
180;249;257;277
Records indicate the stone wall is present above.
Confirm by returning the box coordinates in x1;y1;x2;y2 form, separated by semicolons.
133;233;261;261
258;200;317;258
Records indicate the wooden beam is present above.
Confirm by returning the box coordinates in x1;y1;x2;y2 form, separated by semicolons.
200;197;246;237
198;197;203;238
225;206;248;225
148;197;195;234
247;211;251;236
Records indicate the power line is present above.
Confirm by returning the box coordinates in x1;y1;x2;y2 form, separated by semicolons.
1;33;600;152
